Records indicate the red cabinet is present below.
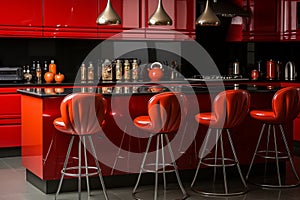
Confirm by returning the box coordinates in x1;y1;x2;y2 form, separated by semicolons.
43;0;98;38
280;0;300;41
0;88;21;148
0;0;43;37
242;0;281;41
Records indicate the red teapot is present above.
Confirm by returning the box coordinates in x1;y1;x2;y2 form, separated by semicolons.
148;62;164;81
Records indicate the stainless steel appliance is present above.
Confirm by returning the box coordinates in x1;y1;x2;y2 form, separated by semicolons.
0;67;23;81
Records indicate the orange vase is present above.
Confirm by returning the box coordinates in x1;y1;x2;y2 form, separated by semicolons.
44;72;54;83
49;60;57;74
54;73;65;83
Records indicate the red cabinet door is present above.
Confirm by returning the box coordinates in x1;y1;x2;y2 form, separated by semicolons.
43;0;98;38
243;0;281;41
0;88;21;148
280;0;300;41
0;0;43;37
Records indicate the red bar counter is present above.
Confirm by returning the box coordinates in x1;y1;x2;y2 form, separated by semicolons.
19;84;293;193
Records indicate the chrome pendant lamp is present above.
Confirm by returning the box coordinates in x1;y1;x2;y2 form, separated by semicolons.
148;0;173;26
196;0;220;26
96;0;121;25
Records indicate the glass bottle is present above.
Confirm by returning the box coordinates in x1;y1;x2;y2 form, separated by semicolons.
123;59;131;81
102;59;112;81
80;63;87;83
87;62;94;83
132;59;139;81
36;61;42;84
31;61;36;82
49;60;56;74
115;59;122;81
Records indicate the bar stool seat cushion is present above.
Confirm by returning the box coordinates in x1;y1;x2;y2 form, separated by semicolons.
195;90;250;129
53;93;107;135
250;87;300;124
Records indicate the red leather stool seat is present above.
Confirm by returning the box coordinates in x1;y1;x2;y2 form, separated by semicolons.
246;87;300;188
191;89;250;196
132;92;188;200
53;93;109;200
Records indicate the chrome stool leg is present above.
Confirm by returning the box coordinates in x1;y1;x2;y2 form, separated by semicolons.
55;136;75;200
246;123;300;188
246;124;266;180
226;130;248;190
191;128;212;189
132;135;153;198
78;136;82;200
82;137;90;196
88;136;109;200
164;135;189;199
191;128;247;196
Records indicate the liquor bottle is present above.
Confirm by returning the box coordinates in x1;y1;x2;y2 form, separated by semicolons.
80;63;87;83
87;62;94;83
123;59;131;81
43;61;48;79
31;61;36;82
97;59;102;82
102;59;112;81
115;59;122;81
49;60;57;74
132;59;139;81
36;61;42;84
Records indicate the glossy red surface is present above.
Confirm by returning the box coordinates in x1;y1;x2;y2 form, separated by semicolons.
134;92;187;134
0;0;43;37
20;88;294;181
242;0;281;41
43;0;98;38
250;87;300;123
54;93;107;135
195;90;250;128
0;89;21;147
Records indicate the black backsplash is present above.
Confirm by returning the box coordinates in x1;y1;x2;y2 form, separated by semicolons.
1;37;300;82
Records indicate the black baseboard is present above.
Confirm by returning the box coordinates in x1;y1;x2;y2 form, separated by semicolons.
26;163;281;194
0;147;21;158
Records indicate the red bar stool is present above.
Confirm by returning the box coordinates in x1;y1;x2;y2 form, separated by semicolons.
53;93;109;200
132;92;188;200
246;87;300;188
191;89;250;196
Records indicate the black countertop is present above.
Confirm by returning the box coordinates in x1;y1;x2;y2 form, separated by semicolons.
17;84;280;98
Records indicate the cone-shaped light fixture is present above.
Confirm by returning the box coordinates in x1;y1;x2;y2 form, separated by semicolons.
148;0;173;26
196;0;220;26
96;0;121;25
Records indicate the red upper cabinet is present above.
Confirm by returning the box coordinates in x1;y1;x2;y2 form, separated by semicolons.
43;0;98;38
0;0;43;37
280;0;300;41
242;0;281;41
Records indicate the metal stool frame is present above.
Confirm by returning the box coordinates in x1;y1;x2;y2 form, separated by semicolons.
191;128;248;196
132;133;188;200
246;123;300;188
55;135;109;200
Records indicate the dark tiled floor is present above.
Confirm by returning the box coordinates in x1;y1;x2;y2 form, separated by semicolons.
1;156;300;200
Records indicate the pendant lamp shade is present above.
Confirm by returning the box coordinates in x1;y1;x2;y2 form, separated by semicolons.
196;0;220;26
96;0;121;25
148;0;173;26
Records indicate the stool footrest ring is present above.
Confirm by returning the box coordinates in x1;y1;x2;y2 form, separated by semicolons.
142;163;176;173
256;150;288;160
61;166;100;178
201;157;237;167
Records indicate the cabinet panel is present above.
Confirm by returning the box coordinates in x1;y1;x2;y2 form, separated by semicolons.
0;89;21;148
243;0;281;41
0;0;43;37
280;0;300;40
43;0;98;38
